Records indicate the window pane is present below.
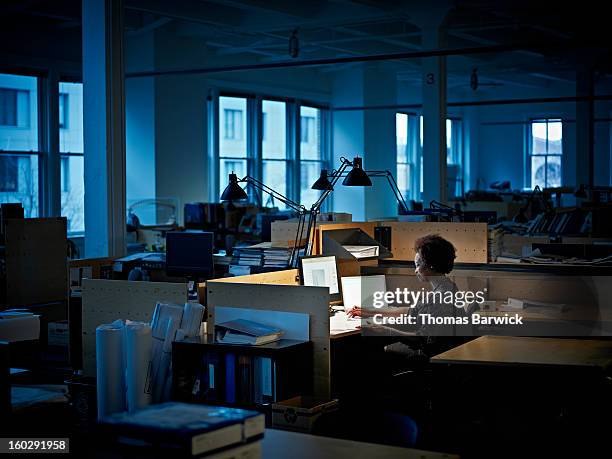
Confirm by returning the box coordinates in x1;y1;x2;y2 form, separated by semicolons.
263;160;287;209
531;155;546;189
219;158;247;198
59;82;84;153
446;118;452;150
547;120;562;154
531;121;547;154
397;163;409;197
300;106;321;160
300;161;323;209
0;154;39;217
396;113;408;163
546;155;562;188
219;96;247;158
262;100;286;159
0;73;38;151
61;155;84;233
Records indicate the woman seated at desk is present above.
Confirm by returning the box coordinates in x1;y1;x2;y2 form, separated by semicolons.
347;234;467;355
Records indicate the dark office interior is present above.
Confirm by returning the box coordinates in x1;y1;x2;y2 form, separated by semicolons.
1;1;612;458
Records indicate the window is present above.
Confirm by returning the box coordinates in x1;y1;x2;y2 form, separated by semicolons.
262;100;288;209
219;97;248;198
224;108;243;140
213;95;329;209
528;118;562;189
0;156;18;191
59;81;85;234
446;118;463;198
300;106;326;208
301;115;314;143
0;73;39;217
59;93;69;129
412;115;463;200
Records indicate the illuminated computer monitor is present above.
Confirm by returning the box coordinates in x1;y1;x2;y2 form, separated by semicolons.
299;255;341;302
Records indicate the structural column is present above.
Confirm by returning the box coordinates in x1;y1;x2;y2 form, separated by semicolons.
82;0;127;257
421;22;448;205
575;65;594;188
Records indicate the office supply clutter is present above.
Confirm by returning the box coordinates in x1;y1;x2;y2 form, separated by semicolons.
100;402;265;457
96;302;205;418
216;319;284;345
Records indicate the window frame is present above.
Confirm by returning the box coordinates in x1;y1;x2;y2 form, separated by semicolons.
211;90;330;210
526;117;563;189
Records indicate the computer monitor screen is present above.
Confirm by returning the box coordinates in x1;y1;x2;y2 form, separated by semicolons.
341;275;387;312
300;255;341;301
166;231;214;279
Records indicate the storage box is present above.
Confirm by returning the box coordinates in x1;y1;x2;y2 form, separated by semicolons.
271;396;338;432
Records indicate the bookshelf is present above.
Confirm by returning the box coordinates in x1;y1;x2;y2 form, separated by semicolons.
172;336;312;409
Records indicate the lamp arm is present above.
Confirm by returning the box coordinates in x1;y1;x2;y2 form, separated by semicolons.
366;170;410;214
310;157;352;211
241;176;305;213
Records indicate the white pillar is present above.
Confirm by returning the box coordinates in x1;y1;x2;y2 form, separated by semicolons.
82;0;126;257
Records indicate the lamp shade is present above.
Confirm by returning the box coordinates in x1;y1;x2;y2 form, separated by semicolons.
311;169;333;190
342;157;372;186
220;173;248;201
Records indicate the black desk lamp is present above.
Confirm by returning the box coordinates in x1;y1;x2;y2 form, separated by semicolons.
513;185;544;224
220;173;311;267
305;156;410;256
311;156;409;213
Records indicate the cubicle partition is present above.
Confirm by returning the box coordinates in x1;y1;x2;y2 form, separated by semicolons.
81;279;188;376
207;272;331;397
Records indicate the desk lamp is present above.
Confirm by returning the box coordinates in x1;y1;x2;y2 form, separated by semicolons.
311;156;409;213
220;173;311;267
306;156;410;255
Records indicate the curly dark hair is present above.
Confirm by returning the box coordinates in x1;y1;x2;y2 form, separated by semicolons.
414;234;456;274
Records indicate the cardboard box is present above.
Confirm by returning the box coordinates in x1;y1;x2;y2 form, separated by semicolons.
271;396;338;432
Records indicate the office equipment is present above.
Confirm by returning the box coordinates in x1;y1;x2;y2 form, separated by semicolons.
166;231;214;279
299;255;341;301
221;173;310;266
322;228;391;261
216;319;284;345
341;275;386;310
100;402;264;456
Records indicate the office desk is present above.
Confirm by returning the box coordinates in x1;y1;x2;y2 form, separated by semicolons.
429;336;612;457
262;429;459;459
430;335;612;370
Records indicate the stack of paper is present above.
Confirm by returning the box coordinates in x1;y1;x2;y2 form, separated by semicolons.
342;245;379;259
488;225;504;262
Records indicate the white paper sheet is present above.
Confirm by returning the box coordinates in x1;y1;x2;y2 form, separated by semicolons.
341;275;387;311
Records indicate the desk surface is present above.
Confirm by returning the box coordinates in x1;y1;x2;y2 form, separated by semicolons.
430;336;612;369
262;429;459;459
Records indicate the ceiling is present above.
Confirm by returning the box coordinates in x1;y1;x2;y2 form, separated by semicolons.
2;0;612;90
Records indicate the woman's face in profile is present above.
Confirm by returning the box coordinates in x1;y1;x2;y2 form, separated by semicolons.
415;251;429;282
